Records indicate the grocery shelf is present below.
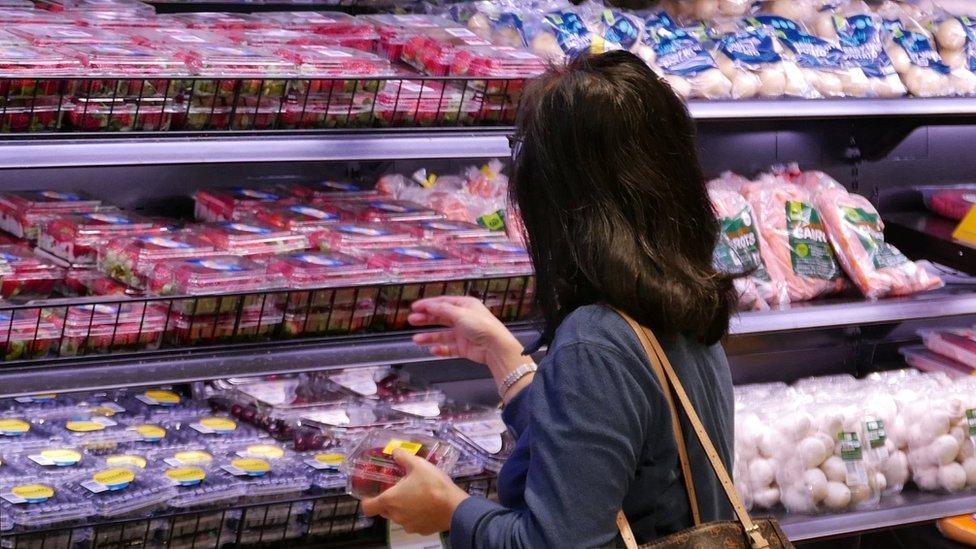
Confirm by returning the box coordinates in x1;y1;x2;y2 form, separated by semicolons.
778;489;976;541
885;212;976;276
0;132;512;168
729;289;976;335
687;97;976;121
0;325;541;398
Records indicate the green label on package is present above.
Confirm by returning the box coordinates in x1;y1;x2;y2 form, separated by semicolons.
841;206;908;270
786;201;840;280
477;210;507;232
838;432;863;461
714;206;771;280
966;409;976;436
864;420;886;449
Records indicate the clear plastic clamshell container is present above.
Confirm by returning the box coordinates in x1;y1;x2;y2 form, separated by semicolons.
262;11;373;36
231;378;349;414
194;187;292;223
63;463;176;517
373;80;480;127
442;410;514;474
154;447;244;509
277;45;394;79
297;447;348;490
325;366;427;401
255;204;342;233
98;232;217;290
364;14;458;61
400;28;490;76
286;180;377;201
6;445;102;478
148;255;281;316
170;415;268;447
0;45;85;94
0;308;61;361
292;402;411;452
72;10;168;29
0;478;94;528
919;329;976;368
70;43;191;75
38;212;168;265
0;245;66;299
127;27;238;49
216;453;310;500
51;301;169;356
0;415;56;453
338;198;444;224
368;246;474;328
177;44;297;77
47;414;139;451
117;387;202;419
165;12;270;31
63;266;129;297
400;219;500;245
267;250;386;289
0;8;67;25
450;45;547;79
342;429;458;498
197;221;309;258
308;222;414;255
0;189;101;241
9;25;129;47
900;346;974;379
34;0;155;14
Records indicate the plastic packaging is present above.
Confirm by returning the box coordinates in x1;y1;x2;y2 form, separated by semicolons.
372;80;481;127
901;345;975;378
1;479;94;528
916;184;976;220
713;25;818;99
0;415;56;453
148;254;280;315
368;246;475;328
442;410;514;474
452;240;534;320
262;10;374;37
155;448;243;509
363;14;458;61
6;446;102;479
0;245;65;299
400;27;491;76
639;12;733;100
70;43;190;76
401;219;500;245
197;222;309;259
882;16;957;97
98;233;217;289
342;429;459;498
920;329;976;368
291;402;411;451
37;212;168;265
63;463;176;517
0;190;101;241
448;45;547;87
0;45;85;98
741;176;847;303
169;308;283;345
50;301;169;356
255;204;342;233
337;199;444;224
119;388;202;419
194;187;292;223
707;184;788;310
286;180;377;202
49;414;140;451
166;12;268;31
297;448;348;490
820;10;907;97
524;5;594;63
277;45;394;82
63;267;129;297
309;222;414;255
9;25;129;47
171;415;267;447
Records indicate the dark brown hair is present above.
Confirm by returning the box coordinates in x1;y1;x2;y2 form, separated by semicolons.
511;50;736;345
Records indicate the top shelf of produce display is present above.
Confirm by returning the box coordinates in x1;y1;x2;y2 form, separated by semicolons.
2;1;976;135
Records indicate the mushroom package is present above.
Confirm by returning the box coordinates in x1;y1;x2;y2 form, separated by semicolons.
637;11;732;99
820;11;907;97
713;24;818;99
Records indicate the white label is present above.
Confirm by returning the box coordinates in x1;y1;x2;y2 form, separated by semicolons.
317;50;354;58
224;222;270;234
289;205;336;220
444;28;477;38
137;236;192;249
170;34;206;43
301;408;351;426
239;383;292;406
507;51;541;60
391;401;441;418
330;370;377;396
456;418;506;454
86;213;132;225
337;225;386;236
55;29;93;38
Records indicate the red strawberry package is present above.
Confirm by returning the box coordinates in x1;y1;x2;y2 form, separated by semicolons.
342;429;458;498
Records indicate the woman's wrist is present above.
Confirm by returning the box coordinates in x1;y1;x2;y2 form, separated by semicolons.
485;332;529;382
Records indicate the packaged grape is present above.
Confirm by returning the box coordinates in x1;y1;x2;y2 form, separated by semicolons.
919;329;976;368
324;365;401;399
368;246;475;328
7;446;102;479
292;403;411;451
0;245;64;299
0;190;100;241
309;222;414;255
339;198;443;224
197;222;308;259
51;301;169;356
148;255;280;316
453;240;534;320
713;25;818;99
287;180;377;201
231;378;348;413
636;12;732;100
0;45;85;98
815;10;907;97
38;212;167;266
442;410;514;474
165;12;270;32
1;479;94;529
194;187;292;223
169;308;283;345
373;80;481;127
98;233;216;290
0;416;56;453
9;25;129;47
363;13;458;61
343;429;459;498
384;390;447;420
63;267;128;297
255;204;342;234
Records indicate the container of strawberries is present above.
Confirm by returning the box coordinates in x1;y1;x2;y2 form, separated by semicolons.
342;429;458;498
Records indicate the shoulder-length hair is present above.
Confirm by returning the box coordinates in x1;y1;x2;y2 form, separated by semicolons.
511;50;736;346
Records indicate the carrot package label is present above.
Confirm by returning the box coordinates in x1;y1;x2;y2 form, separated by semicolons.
840;207;908;269
715;206;770;280
786;201;840;280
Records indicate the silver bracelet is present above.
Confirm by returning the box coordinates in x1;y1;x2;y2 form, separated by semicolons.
499;363;537;397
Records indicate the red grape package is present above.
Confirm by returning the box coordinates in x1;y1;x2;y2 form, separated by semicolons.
342;429;458;498
916;184;976;221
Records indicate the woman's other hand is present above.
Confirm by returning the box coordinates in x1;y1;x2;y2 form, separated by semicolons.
360;449;470;536
409;297;530;396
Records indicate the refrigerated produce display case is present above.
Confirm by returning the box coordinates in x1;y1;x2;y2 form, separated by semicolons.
2;1;976;548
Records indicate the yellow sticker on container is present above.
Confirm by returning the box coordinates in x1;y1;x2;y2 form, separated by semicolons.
133;424;166;441
173;450;212;465
40;449;82;465
0;418;30;435
244;444;284;460
90;406;117;417
199;417;237;432
165;467;206;485
144;390;181;405
11;484;54;501
382;439;423;456
106;455;147;469
232;458;271;475
66;420;105;433
314;453;345;467
93;468;135;488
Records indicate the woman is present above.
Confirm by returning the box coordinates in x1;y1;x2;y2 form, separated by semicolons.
362;50;737;548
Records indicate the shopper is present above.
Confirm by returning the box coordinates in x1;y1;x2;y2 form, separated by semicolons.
361;50;737;548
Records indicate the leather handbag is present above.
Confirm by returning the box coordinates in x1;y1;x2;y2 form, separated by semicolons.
615;310;793;549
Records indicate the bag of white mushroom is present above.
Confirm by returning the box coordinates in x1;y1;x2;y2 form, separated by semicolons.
711;22;820;99
635;12;733;100
734;370;976;515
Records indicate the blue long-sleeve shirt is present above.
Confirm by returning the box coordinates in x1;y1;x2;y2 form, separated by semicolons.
450;304;735;548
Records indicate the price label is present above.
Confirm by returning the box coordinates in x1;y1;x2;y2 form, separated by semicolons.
952;203;976;246
838;432;869;487
382;439;423;456
307;453;344;470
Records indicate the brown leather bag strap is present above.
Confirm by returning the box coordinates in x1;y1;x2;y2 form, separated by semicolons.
616;310;770;549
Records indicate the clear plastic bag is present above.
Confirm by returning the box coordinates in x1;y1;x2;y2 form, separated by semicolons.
815;8;908;97
879;4;958;97
797;170;943;299
741;175;846;303
523;1;594;62
713;24;819;98
931;15;976;95
640;11;733;99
